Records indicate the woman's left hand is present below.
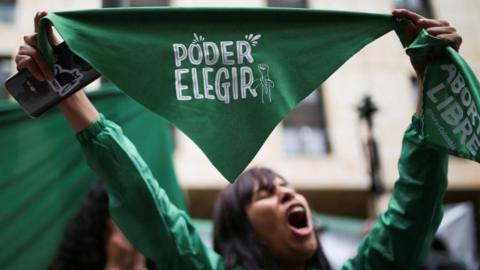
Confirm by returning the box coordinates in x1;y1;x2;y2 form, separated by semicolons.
392;9;462;79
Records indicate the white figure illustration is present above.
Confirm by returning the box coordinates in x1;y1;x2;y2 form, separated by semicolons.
47;64;84;96
253;64;275;104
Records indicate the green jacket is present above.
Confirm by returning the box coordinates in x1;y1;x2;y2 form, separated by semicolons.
76;115;448;270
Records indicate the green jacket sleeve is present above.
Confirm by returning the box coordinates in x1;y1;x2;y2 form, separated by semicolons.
342;116;448;270
76;115;224;270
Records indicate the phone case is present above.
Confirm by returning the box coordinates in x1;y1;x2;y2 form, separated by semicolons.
4;43;101;118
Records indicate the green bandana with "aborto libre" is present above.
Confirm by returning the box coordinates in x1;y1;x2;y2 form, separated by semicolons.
37;7;480;181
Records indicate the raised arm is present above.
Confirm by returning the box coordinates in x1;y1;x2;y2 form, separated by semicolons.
17;11;223;269
75;114;223;269
342;9;462;270
343;116;448;270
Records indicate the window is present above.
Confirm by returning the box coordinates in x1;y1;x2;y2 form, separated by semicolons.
103;0;169;7
282;89;331;155
394;0;433;18
267;0;307;8
0;0;15;22
0;57;12;99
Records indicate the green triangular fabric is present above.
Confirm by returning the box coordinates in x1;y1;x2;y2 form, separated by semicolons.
38;8;395;181
36;8;480;181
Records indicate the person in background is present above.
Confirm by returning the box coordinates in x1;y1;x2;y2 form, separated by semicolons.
51;182;157;270
17;8;462;270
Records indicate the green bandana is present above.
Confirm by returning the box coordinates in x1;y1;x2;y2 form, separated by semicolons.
406;30;480;161
37;8;480;181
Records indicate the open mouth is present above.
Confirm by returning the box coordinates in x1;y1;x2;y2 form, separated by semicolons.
287;205;308;229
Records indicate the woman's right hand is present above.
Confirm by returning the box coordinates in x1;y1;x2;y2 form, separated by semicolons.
17;10;99;132
15;10;61;81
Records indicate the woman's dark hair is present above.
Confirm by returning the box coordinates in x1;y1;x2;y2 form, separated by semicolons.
213;167;331;270
51;182;109;270
51;182;157;270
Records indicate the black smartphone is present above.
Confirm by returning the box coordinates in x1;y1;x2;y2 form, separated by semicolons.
4;42;101;118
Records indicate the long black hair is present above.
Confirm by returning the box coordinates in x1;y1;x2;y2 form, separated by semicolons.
50;182;157;270
213;167;331;270
51;182;109;270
